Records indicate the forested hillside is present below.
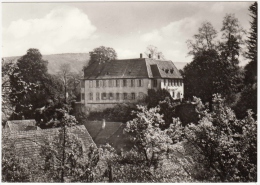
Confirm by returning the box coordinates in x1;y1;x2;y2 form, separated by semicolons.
3;53;89;74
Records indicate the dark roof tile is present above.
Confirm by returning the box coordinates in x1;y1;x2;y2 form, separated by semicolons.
4;125;95;159
84;58;182;79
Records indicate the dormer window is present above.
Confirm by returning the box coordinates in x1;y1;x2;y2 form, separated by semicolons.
165;69;169;73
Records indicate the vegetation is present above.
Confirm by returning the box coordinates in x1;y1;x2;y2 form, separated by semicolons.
145;45;165;59
87;46;117;66
234;2;257;119
2;2;257;183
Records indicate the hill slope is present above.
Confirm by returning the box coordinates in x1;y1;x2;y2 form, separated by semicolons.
3;53;187;74
3;53;90;74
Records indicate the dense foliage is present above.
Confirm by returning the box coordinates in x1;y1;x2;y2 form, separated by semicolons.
87;46;117;66
183;95;257;182
2;3;257;183
8;49;66;120
234;2;257;119
183;13;247;110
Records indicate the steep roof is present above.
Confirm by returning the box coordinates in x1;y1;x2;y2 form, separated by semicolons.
3;125;95;159
84;121;134;152
84;58;182;79
5;119;39;132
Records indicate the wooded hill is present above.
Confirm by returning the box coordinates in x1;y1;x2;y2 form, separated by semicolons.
3;53;187;74
3;53;90;74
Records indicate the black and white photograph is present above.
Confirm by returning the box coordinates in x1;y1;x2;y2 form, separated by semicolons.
1;1;257;182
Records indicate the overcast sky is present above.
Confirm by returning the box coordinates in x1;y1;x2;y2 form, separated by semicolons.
2;2;253;64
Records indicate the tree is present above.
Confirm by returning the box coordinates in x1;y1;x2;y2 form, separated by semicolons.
221;14;246;46
9;48;49;119
57;63;72;103
184;95;257;182
244;2;257;85
219;14;246;66
122;105;193;182
233;3;257;119
145;45;165;59
145;89;173;109
67;72;82;102
40;109;100;182
186;21;217;55
2;59;18;124
88;46;117;66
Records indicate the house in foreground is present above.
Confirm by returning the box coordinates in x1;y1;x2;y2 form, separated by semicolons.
81;54;184;112
3;124;95;159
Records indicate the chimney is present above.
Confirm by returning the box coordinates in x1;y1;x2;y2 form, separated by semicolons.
102;119;106;129
158;55;160;59
149;54;151;58
140;53;143;58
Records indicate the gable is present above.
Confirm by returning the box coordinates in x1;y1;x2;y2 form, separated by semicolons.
6;119;38;132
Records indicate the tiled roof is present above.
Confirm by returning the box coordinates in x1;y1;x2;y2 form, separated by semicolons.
84;121;133;152
84;58;182;79
5;119;38;132
3;125;95;159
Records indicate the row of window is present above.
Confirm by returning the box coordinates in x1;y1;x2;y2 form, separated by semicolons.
81;78;183;88
163;79;183;87
89;79;143;88
81;92;145;101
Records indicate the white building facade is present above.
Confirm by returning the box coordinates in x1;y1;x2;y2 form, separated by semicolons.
81;55;184;112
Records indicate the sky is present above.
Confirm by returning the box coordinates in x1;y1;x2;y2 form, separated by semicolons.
2;1;253;64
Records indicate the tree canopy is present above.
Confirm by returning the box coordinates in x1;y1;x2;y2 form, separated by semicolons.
145;45;165;59
88;46;117;65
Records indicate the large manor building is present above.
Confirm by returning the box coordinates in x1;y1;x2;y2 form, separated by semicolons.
81;54;184;112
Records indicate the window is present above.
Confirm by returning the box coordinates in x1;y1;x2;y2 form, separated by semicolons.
123;79;127;87
81;80;85;88
174;79;176;86
89;81;93;88
89;93;93;100
131;93;135;100
81;93;85;101
96;80;99;88
102;93;107;100
172;91;175;98
96;92;100;100
103;80;106;87
123;93;128;100
116;93;120;100
153;79;157;88
109;80;113;87
131;79;135;87
138;79;143;87
116;80;120;87
164;79;166;86
109;93;113;100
